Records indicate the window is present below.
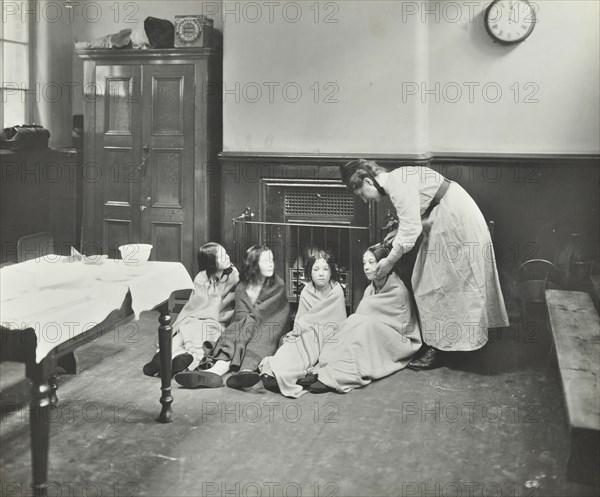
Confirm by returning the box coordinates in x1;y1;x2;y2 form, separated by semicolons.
1;0;35;129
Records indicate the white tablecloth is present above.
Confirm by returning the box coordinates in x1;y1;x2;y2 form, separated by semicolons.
0;257;193;363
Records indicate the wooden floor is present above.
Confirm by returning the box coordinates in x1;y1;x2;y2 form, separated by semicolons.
1;311;599;497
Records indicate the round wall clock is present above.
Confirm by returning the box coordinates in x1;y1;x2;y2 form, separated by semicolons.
484;0;536;44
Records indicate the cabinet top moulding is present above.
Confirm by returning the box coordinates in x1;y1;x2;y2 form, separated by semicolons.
0;148;80;158
76;48;221;61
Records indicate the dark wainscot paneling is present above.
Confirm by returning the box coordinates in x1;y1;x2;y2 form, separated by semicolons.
218;152;599;304
0;149;82;264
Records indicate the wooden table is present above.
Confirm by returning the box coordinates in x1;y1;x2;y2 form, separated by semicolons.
0;257;193;496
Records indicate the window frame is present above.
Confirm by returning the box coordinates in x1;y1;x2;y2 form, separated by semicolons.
1;0;36;129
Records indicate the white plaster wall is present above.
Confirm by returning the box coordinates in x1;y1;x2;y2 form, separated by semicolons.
222;0;600;154
428;0;600;154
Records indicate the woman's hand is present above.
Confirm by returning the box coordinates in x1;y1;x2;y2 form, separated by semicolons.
374;258;394;279
383;229;397;244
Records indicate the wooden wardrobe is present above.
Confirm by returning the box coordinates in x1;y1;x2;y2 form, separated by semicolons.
77;48;222;274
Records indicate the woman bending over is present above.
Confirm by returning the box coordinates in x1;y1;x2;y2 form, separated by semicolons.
341;160;509;369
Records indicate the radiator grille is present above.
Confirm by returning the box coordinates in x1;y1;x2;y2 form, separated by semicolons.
284;188;354;219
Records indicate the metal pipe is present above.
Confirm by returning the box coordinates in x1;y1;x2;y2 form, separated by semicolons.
232;220;369;230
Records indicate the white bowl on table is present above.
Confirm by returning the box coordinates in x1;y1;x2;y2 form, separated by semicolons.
119;244;153;266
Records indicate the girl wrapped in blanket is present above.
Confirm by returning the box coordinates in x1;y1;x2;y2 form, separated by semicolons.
142;243;239;377
299;244;422;394
259;250;347;398
175;245;291;389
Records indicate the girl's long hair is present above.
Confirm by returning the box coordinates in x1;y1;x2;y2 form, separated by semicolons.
304;250;339;285
242;245;275;286
197;242;233;285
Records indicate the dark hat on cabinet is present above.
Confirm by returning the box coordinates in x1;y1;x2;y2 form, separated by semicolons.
144;17;175;49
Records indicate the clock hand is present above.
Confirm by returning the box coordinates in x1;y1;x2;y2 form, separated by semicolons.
509;2;517;23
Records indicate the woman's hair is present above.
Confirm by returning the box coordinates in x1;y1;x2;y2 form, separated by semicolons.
304;250;339;284
366;243;390;262
197;242;232;284
242;245;275;286
340;159;384;191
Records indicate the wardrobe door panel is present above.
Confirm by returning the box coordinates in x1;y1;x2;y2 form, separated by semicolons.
105;78;135;134
94;64;142;255
152;77;184;134
151;222;183;263
103;219;133;259
103;147;135;205
152;150;183;208
140;64;195;272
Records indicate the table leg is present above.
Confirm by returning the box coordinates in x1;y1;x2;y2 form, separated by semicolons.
48;375;58;406
157;310;173;423
57;351;78;374
29;382;52;497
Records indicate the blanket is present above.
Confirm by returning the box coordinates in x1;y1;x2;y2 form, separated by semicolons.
260;282;347;397
210;274;291;371
316;273;421;393
169;268;239;367
175;268;238;329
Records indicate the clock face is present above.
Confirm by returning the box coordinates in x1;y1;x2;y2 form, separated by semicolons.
485;0;536;44
176;19;202;45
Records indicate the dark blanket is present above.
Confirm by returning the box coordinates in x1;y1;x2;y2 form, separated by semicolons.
210;275;290;371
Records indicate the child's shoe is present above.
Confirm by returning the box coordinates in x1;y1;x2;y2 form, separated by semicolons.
174;371;223;389
142;353;160;377
172;353;194;376
261;374;280;393
226;370;261;389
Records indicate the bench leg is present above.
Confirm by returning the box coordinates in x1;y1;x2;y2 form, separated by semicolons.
157;309;173;423
567;427;600;486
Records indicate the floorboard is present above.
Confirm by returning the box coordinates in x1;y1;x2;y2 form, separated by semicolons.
1;312;598;497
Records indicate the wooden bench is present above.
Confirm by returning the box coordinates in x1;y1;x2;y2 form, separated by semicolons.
545;290;600;486
590;274;600;313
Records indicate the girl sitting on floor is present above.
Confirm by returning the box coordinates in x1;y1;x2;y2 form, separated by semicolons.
300;244;422;394
175;245;291;389
259;250;347;398
142;242;239;377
